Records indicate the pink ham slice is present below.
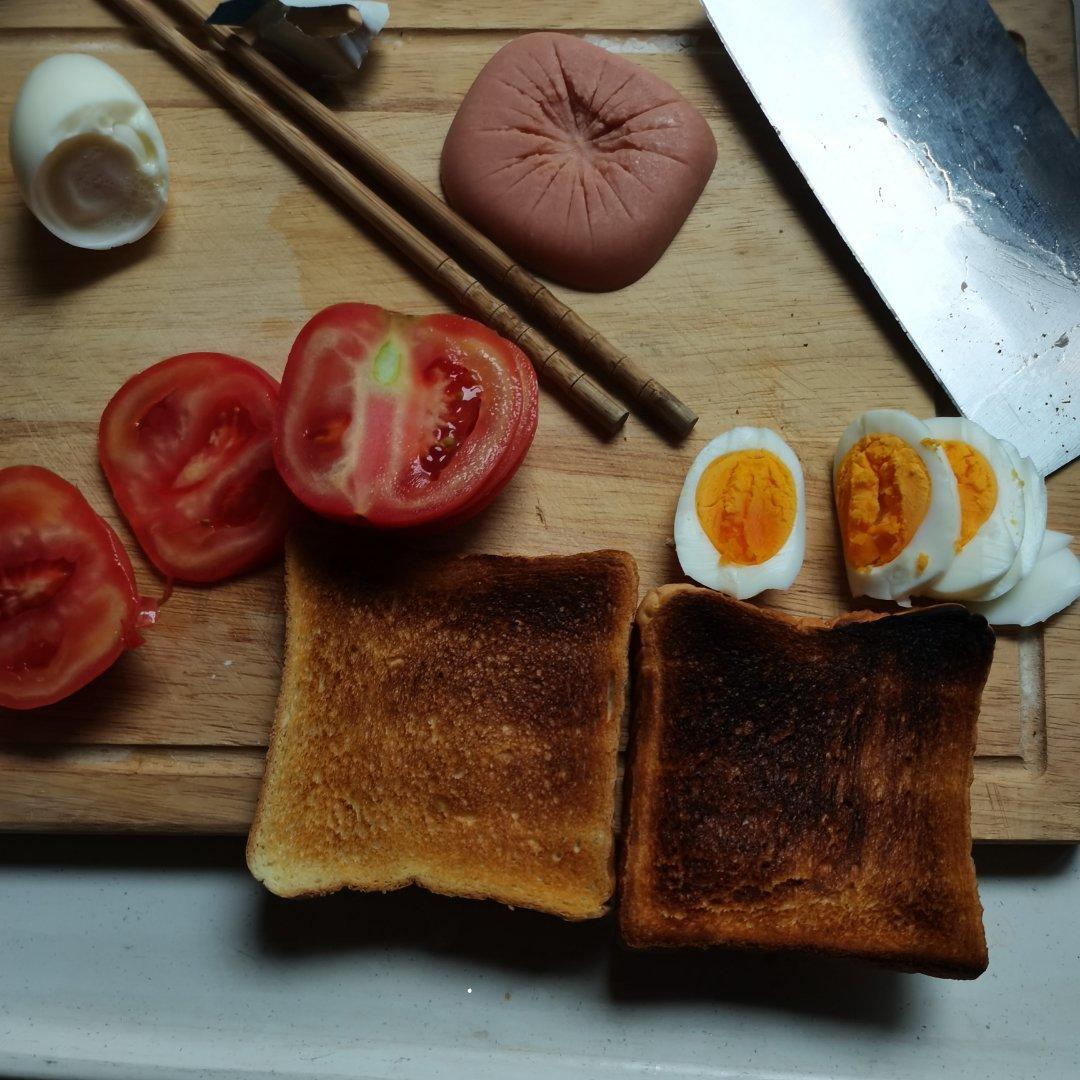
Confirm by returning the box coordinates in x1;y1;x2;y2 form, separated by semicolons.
440;33;717;292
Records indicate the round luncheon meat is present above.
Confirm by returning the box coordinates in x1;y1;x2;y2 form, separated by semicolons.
440;33;717;292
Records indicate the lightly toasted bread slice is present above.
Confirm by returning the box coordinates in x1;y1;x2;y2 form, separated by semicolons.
247;530;638;920
620;585;993;978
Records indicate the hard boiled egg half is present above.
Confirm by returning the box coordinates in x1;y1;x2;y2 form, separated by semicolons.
969;443;1046;602
833;410;959;601
674;427;805;599
920;417;1026;600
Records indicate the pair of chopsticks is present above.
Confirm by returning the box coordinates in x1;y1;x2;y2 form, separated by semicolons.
108;0;698;439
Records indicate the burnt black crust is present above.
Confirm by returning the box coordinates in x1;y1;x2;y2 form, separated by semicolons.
622;588;994;976
646;594;993;909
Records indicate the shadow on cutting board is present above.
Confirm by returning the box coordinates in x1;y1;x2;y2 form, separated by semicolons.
4;836;1072;877
15;211;165;297
0;834;245;869
973;844;1078;877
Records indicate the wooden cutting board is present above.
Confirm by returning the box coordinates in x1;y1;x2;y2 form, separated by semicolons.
1;0;1078;838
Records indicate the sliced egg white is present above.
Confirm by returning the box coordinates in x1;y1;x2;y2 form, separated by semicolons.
921;417;1024;600
971;444;1047;602
969;537;1080;627
1038;529;1072;559
1015;455;1048;579
674;427;805;600
832;409;959;601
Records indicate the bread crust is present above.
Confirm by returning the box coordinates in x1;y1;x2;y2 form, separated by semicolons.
247;530;638;920
620;585;993;978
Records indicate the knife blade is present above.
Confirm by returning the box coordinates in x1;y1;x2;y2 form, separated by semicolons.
701;0;1080;474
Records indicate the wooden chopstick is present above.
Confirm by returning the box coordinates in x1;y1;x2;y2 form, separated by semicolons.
159;0;699;440
109;0;628;437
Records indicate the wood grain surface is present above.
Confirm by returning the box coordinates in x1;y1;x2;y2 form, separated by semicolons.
1;0;1077;838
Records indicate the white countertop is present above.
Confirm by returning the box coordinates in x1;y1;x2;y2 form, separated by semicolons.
1;838;1077;1080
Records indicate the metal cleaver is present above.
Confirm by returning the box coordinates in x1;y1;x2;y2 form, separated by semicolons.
701;0;1080;475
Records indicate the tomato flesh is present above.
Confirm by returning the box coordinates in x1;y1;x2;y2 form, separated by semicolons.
418;357;483;478
99;353;299;583
275;305;538;528
0;466;144;711
1;559;74;621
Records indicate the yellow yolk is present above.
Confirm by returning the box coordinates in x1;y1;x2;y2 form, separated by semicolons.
941;440;998;550
835;434;931;570
695;449;797;565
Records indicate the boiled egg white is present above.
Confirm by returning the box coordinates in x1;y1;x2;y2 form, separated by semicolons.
1037;529;1072;559
674;427;805;600
9;54;168;250
920;417;1024;600
970;533;1080;627
970;444;1047;602
832;409;959;601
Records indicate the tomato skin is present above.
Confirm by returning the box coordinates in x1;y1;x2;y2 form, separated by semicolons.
0;466;143;711
99;353;299;583
275;304;538;529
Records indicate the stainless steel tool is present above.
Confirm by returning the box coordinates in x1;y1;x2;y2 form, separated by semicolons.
702;0;1080;474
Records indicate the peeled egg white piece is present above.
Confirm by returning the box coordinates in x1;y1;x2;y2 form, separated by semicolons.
971;445;1047;602
674;427;806;600
833;409;959;601
9;54;168;250
921;417;1024;600
1039;529;1072;559
1016;455;1048;579
969;540;1080;627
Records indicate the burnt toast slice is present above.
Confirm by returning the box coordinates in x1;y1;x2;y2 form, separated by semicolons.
247;530;638;920
619;585;993;978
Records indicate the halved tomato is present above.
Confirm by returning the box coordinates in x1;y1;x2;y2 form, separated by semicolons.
99;353;299;583
274;304;538;529
0;466;146;710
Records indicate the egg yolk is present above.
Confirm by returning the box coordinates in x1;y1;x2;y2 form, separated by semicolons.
941;440;997;550
695;449;797;565
835;434;931;570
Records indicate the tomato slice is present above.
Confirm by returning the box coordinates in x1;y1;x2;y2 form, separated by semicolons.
0;466;145;711
274;304;538;528
421;335;539;530
99;353;299;583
